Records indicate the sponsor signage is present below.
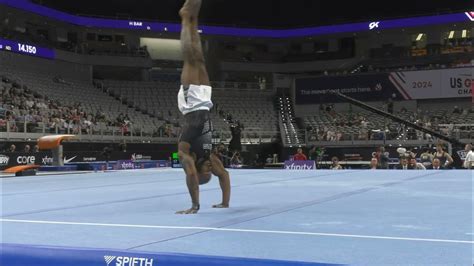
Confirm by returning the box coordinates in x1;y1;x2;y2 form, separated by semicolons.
295;73;403;103
284;160;316;170
16;155;36;164
0;154;10;166
104;255;153;266
295;67;473;104
0;0;471;38
0;153;45;170
0;151;169;170
369;21;380;30
2;243;320;266
116;160;169;170
131;153;152;161
389;68;473;99
466;11;474;21
0;38;55;59
117;160;136;170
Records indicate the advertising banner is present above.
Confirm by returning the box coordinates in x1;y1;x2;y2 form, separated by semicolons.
295;67;473;104
295;74;402;104
0;151;166;170
284;160;316;170
389;68;473;99
1;0;471;38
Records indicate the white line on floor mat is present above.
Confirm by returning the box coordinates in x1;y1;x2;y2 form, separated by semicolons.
1;218;472;244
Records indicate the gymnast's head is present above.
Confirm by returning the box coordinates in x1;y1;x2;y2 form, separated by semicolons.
196;157;212;185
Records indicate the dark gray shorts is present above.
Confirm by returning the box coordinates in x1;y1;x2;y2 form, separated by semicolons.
179;110;213;160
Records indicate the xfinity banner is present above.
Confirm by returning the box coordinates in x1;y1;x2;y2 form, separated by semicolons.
295;67;473;104
284;160;316;170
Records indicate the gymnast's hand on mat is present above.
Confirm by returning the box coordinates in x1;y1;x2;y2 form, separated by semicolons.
212;203;229;208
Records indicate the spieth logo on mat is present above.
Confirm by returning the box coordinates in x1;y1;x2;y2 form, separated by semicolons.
0;155;9;165
104;255;153;266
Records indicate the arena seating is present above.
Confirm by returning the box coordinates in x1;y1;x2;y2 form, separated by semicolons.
302;103;474;143
102;80;279;139
0;52;279;143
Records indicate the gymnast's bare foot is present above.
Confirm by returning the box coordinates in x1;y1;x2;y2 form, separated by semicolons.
179;0;202;19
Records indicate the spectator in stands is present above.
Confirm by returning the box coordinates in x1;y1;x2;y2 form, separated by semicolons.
409;158;426;170
324;104;331;113
230;152;243;168
121;120;130;136
319;104;325;113
293;148;307;161
317;128;326;141
330;156;343;170
387;98;394;114
419;148;434;168
32;145;39;153
216;143;230;167
427;158;443;170
359;118;369;140
6;113;17;132
0;116;6;131
308;146;318;161
273;154;279;164
452;106;461;114
23;145;31;153
251;153;262;168
397;157;410;170
463;144;474;169
8;144;16;153
326;129;336;141
433;143;453;169
375;146;389;169
229;121;243;152
370;158;379;170
266;155;273;164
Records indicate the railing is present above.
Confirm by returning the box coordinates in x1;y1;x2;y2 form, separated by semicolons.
211;81;272;90
0;121;279;144
305;129;473;147
0;121;175;143
212;129;279;145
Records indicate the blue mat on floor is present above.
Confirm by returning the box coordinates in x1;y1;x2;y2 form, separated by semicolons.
0;244;341;266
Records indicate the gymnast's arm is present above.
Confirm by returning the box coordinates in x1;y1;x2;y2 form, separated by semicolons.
210;153;231;208
177;148;200;214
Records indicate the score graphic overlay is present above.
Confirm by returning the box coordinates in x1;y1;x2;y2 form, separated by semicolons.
0;38;55;59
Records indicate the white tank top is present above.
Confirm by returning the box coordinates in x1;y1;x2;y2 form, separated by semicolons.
177;84;213;115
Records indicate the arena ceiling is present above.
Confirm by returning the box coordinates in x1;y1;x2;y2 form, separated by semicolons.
33;0;472;28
